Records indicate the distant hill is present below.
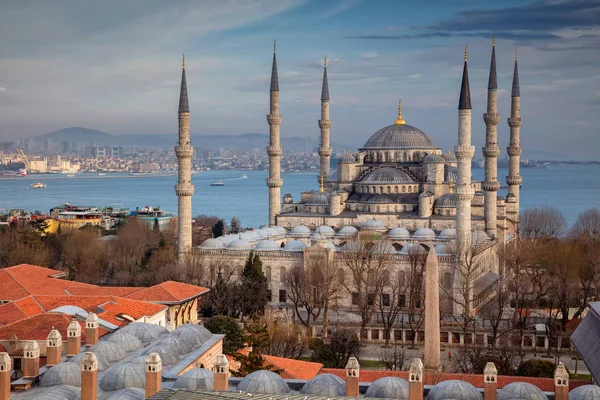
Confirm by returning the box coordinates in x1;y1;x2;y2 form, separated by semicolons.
33;127;114;145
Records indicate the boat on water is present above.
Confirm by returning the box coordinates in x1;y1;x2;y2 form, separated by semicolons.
241;174;248;179
66;174;75;178
210;181;225;186
30;182;46;189
98;173;107;176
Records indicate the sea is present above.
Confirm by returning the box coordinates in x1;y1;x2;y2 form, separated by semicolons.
0;165;598;229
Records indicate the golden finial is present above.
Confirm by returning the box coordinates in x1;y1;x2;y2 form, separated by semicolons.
394;99;406;125
182;53;186;68
447;149;451;155
464;45;468;62
324;55;327;67
449;179;454;194
515;47;518;61
345;149;350;155
492;34;496;47
273;39;276;53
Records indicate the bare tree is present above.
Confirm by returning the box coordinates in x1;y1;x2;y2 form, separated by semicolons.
520;206;567;241
287;264;322;338
376;266;404;347
265;321;306;359
379;342;408;371
570;208;600;318
402;245;427;347
479;277;512;349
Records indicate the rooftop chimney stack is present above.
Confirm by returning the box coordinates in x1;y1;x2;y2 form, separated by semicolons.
23;341;40;378
46;327;63;366
345;356;360;397
484;362;498;400
8;334;18;353
67;319;81;356
145;353;162;398
86;313;99;346
213;354;230;392
0;352;10;400
554;363;569;400
409;358;424;400
81;352;98;400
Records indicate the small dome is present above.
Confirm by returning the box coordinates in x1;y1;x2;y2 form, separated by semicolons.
69;352;110;371
240;231;261;241
283;240;307;252
372;241;397;254
569;385;600;400
237;370;290;395
497;382;548;400
88;341;127;362
435;243;452;255
141;345;179;366
173;368;215;390
362;219;387;231
361;123;436;150
40;362;81;387
100;363;145;391
107;332;143;352
272;226;287;235
152;335;192;356
444;152;457;163
254;240;280;251
315;225;335;238
423;153;445;164
218;235;236;245
365;377;409;399
339;152;356;163
228;239;252;250
427;380;483;400
472;230;491;244
172;324;212;347
39;385;80;400
367;194;395;204
119;322;168;344
199;239;224;249
339;241;361;253
104;387;146;400
301;373;345;397
336;226;358;237
400;243;427;255
306;191;330;205
361;167;414;184
438;228;456;240
388;227;410;240
264;227;280;238
435;193;457;208
413;227;436;240
290;225;312;237
311;232;327;242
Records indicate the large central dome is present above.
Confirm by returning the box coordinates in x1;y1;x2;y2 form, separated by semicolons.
361;123;436;150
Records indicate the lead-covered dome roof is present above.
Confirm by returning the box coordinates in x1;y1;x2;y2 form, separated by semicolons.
254;239;280;251
237;370;290;394
388;227;410;240
423;153;445;164
100;363;146;391
301;373;345;397
306;192;330;205
360;167;414;184
365;377;409;399
435;193;457;208
107;332;143;352
104;387;146;400
40;362;81;387
569;385;600;400
362;124;436;150
39;385;80;400
88;341;127;363
173;368;215;390
497;382;548;400
427;380;483;400
119;322;168;344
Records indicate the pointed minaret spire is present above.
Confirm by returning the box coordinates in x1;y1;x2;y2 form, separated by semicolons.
512;49;520;97
270;40;279;92
318;54;332;185
507;48;523;227
458;45;471;110
488;35;498;90
178;54;189;113
321;56;330;101
266;41;283;226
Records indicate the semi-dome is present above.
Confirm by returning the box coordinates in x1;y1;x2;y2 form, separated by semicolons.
362;219;387;231
237;370;290;395
301;373;345;397
413;227;436;240
444;152;457;163
40;362;81;387
290;225;311;237
283;240;307;252
497;382;548;400
339;152;356;163
107;332;143;352
388;227;410;240
434;243;452;255
228;239;252;250
39;385;80;400
362;124;436;150
360;167;414;184
427;380;483;400
435;193;457;208
172;368;215;390
104;387;146;400
306;192;330;205
69;352;110;371
254;240;280;251
199;238;224;250
400;243;427;255
336;225;359;237
367;194;395;204
438;228;456;240
100;363;145;391
569;385;600;400
365;377;409;399
119;322;168;344
423;153;445;164
315;225;335;238
88;341;127;363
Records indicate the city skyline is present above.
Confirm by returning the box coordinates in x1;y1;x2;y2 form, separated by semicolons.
0;0;599;159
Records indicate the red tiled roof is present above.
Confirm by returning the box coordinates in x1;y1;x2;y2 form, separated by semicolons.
263;355;323;380
126;281;209;303
14;296;44;317
66;286;141;297
0;270;30;301
34;295;114;313
0;343;6;352
1;264;94;297
0;302;28;325
96;297;167;326
0;313;107;341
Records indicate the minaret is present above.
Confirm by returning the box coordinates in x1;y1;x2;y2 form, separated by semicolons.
482;37;501;239
318;56;332;186
506;50;522;222
266;40;283;226
175;54;195;261
455;46;474;259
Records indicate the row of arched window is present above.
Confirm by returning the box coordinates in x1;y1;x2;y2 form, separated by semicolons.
365;151;428;163
356;184;419;194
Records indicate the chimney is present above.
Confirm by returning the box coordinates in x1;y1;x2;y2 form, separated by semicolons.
46;327;63;366
81;352;98;400
23;341;40;378
554;363;569;400
67;319;81;356
0;352;10;400
408;358;424;400
213;354;230;392
8;334;18;353
345;356;360;397
145;353;162;398
86;313;99;346
483;362;498;400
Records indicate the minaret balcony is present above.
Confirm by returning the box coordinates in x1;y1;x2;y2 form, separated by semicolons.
506;176;522;186
266;145;282;156
482;181;500;191
455;185;474;201
318;120;332;129
175;183;195;196
318;147;332;157
482;146;501;157
454;145;475;159
266;114;282;125
266;178;283;188
483;113;501;125
507;146;522;156
507;117;522;128
175;145;194;158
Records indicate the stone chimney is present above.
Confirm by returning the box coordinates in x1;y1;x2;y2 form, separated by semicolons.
213;354;229;392
408;358;424;400
66;319;81;356
86;313;99;346
0;352;10;400
554;363;569;400
483;362;498;400
145;353;162;398
81;352;98;400
46;327;63;366
345;356;360;397
8;334;18;353
23;341;40;378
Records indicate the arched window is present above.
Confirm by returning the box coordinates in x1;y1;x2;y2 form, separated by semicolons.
265;266;272;283
403;152;407;162
387;186;391;194
280;267;286;283
223;265;230;278
392;243;403;251
402;186;406;193
443;272;452;289
394;186;398;194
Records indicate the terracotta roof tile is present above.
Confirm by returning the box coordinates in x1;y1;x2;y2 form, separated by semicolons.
0;343;5;352
0;302;28;325
263;355;323;380
66;286;142;297
0;270;30;301
0;313;106;341
96;297;167;326
14;296;44;317
2;264;94;297
126;281;209;303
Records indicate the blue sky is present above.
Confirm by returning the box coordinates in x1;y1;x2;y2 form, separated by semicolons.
0;0;599;159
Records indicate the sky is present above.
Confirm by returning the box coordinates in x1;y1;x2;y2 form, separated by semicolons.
0;0;599;160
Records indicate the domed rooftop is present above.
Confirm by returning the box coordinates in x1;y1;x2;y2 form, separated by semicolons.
107;332;143;352
141;345;179;366
315;225;335;238
362;219;387;231
340;241;361;253
400;243;427;255
40;385;80;400
69;352;110;371
435;243;452;255
438;228;456;240
301;373;345;397
104;387;146;400
153;335;191;356
218;235;236;245
272;226;287;235
290;225;311;237
388;227;410;239
413;227;436;240
372;241;397;254
254;239;280;251
283;240;308;252
427;380;483;400
444;151;457;163
240;231;261;241
311;232;327;242
365;377;409;399
360;167;414;184
173;368;215;390
40;362;81;387
569;385;600;400
435;193;457;208
367;194;395;204
423;153;445;164
228;238;252;250
306;191;330;205
497;382;549;400
472;230;491;244
199;238;224;250
362;116;436;150
336;225;358;237
119;322;167;344
237;370;290;395
88;341;127;363
172;324;213;347
100;363;145;391
339;151;356;164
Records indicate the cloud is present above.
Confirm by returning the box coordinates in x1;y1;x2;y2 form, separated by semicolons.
0;87;7;92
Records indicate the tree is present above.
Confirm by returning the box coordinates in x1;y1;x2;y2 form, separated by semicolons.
205;315;243;354
211;219;225;238
233;318;279;377
237;252;269;320
310;329;360;368
265;322;306;359
403;245;427;347
230;217;241;234
287;264;322;338
202;272;236;317
479;277;512;349
516;359;557;378
379;342;407;371
570;208;600;318
520;206;567;241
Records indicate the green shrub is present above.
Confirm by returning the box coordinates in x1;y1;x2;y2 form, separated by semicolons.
205;315;242;354
516;359;557;378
